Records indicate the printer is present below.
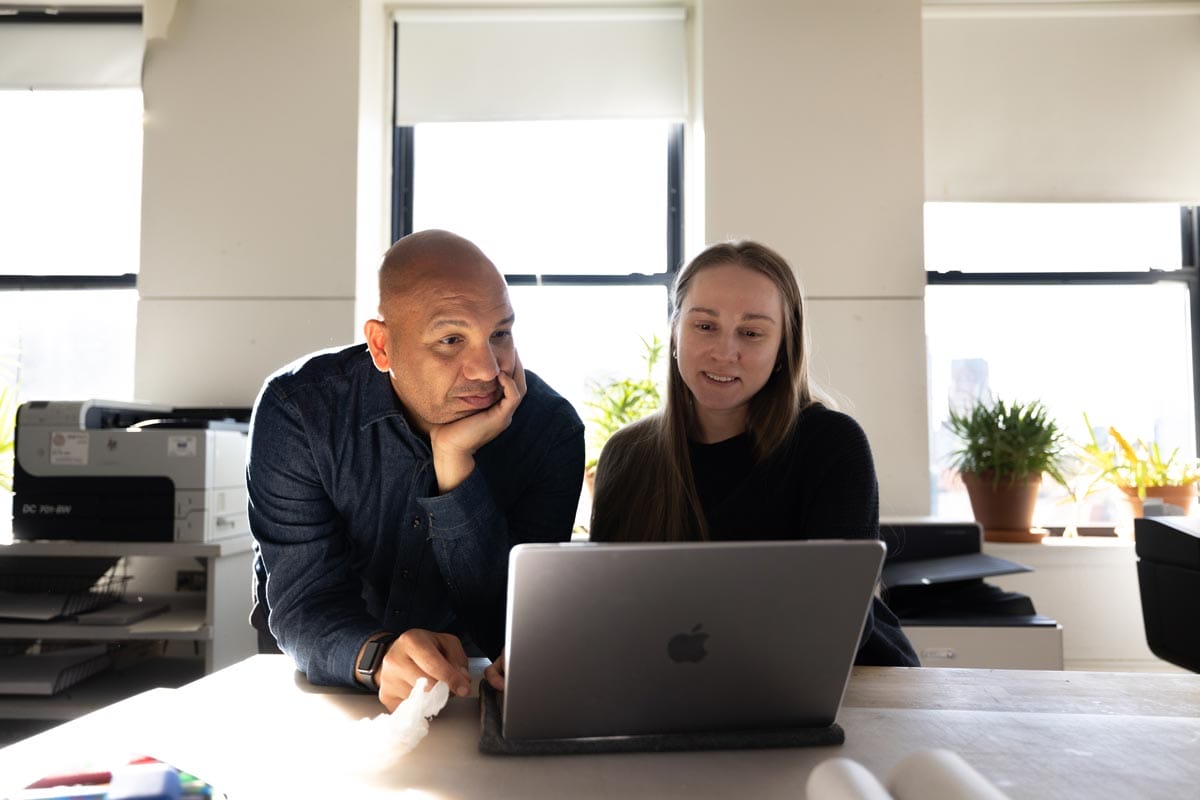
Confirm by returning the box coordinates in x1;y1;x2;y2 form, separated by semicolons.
12;400;251;544
880;518;1064;669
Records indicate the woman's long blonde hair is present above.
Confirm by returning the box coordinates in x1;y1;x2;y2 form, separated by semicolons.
590;240;816;542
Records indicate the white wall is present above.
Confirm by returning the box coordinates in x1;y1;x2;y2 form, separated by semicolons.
984;540;1186;672
137;0;365;406
354;0;392;331
700;0;931;515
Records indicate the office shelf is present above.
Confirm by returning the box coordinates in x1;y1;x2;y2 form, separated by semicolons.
0;537;256;722
0;593;210;642
0;538;251;560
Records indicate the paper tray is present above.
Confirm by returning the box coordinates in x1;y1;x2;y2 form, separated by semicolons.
477;681;844;755
0;645;112;695
881;553;1031;588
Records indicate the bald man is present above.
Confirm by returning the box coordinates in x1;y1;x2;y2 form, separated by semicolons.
247;230;584;710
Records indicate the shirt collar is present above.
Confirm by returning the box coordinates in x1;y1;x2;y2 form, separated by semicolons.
356;350;415;432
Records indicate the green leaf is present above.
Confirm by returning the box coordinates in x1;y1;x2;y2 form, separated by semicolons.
1074;418;1200;493
584;335;664;467
945;397;1065;486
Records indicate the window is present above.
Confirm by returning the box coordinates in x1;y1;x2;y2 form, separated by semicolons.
396;120;680;532
0;14;143;404
925;203;1198;532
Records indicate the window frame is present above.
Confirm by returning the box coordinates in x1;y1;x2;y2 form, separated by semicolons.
0;8;142;297
390;122;685;290
925;205;1200;533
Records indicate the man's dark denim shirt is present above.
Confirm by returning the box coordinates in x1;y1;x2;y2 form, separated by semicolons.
246;344;584;688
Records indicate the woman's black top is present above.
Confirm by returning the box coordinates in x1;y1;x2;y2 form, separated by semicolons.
686;404;918;667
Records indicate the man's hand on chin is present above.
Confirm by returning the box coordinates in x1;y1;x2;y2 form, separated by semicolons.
429;353;527;493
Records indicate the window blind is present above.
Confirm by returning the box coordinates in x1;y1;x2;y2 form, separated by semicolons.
924;9;1200;202
393;7;688;123
0;22;142;89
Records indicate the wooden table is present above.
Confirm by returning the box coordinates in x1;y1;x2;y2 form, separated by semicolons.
1;656;1197;798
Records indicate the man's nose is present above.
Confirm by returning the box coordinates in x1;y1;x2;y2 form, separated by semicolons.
463;342;501;381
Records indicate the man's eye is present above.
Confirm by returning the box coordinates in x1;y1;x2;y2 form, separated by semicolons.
438;336;463;346
491;330;513;341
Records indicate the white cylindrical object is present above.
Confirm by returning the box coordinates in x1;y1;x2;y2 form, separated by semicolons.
888;749;1010;800
807;757;895;800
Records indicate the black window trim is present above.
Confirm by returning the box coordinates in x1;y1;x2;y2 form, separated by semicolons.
925;205;1200;461
0;9;142;25
0;275;137;291
391;122;686;289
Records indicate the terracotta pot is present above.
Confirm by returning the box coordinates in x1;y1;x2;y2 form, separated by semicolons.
962;471;1042;538
1120;484;1197;517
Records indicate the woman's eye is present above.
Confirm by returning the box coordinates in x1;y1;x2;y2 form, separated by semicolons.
742;329;762;339
695;322;714;332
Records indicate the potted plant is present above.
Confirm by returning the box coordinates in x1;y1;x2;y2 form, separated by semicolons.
582;335;664;495
1077;414;1200;519
946;397;1066;542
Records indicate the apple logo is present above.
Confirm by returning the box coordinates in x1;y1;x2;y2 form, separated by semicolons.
667;624;709;663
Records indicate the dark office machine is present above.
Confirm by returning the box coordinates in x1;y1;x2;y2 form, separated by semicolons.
1135;515;1200;673
12;400;252;543
880;519;1063;668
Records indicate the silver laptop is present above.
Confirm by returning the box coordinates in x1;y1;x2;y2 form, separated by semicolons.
501;539;885;741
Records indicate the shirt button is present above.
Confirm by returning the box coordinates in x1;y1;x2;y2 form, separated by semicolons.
411;516;420;528
401;569;411;580
391;609;402;618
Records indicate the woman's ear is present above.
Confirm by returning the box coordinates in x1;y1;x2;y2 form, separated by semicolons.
363;318;391;372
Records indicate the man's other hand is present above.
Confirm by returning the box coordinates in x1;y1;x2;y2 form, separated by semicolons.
377;629;471;712
483;650;506;692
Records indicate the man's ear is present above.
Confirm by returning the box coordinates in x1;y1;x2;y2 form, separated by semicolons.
363;318;391;372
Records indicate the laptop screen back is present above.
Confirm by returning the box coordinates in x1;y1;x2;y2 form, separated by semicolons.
501;539;885;741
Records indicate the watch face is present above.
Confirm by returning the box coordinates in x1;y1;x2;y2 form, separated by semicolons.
358;639;386;672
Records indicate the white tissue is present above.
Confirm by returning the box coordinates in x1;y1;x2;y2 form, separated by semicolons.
335;677;452;771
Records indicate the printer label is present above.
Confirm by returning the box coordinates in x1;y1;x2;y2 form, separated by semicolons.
168;435;198;458
49;432;89;466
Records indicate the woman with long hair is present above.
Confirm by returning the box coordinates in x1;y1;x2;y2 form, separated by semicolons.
590;240;916;666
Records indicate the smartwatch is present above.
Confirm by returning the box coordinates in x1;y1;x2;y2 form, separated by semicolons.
355;634;397;693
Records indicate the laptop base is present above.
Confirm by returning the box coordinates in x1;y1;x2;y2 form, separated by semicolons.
478;682;845;756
